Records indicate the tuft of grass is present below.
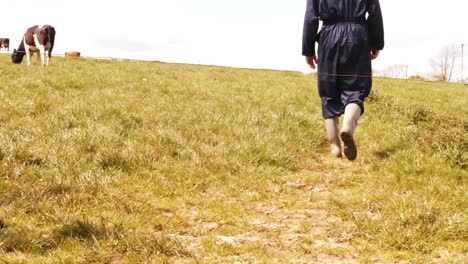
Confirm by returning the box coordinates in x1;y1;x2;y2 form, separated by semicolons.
57;218;124;241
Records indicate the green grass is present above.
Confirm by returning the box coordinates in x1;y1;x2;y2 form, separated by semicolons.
375;78;468;118
0;54;466;263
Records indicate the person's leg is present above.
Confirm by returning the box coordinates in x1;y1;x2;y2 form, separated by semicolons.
333;25;371;161
321;96;344;158
325;117;342;157
317;28;347;158
340;103;361;160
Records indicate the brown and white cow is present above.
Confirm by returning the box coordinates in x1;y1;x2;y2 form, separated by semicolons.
0;38;9;51
12;25;55;66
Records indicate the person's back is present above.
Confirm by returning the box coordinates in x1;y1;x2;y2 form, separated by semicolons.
317;0;368;21
303;0;384;63
302;0;384;160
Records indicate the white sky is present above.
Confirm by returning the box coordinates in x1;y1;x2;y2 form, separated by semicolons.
2;0;467;77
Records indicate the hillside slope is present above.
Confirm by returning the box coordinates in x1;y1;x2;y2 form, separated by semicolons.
0;55;466;263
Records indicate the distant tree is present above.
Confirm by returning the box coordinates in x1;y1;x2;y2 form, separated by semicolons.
382;64;408;79
430;44;460;82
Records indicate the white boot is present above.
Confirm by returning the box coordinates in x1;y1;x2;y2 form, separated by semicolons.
325;117;342;158
340;103;361;161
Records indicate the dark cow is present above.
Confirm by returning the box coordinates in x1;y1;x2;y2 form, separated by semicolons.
12;25;55;66
0;38;9;51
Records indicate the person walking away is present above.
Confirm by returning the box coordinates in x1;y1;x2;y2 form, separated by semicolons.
302;0;384;160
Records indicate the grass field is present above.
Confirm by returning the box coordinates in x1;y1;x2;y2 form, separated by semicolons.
0;54;466;263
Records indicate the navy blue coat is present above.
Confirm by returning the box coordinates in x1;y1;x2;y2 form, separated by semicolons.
302;0;384;118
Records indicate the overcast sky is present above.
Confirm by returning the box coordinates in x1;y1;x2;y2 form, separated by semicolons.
2;0;467;77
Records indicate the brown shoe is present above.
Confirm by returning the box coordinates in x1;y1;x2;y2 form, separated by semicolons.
340;131;357;161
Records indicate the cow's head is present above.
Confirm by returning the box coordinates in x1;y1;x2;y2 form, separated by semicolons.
11;49;24;64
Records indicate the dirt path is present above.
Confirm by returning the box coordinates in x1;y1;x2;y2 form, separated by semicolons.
169;157;365;263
